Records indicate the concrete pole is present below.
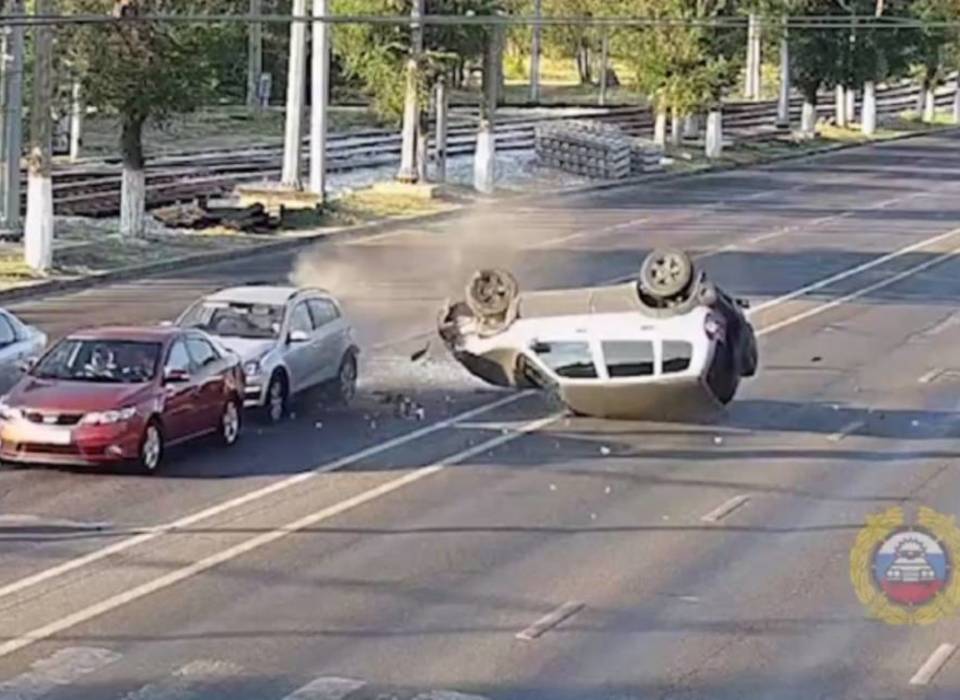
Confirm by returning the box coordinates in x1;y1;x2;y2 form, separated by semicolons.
281;0;308;188
835;85;847;127
745;13;761;100
68;79;82;161
247;0;263;112
598;30;609;107
776;22;790;128
530;0;541;103
434;76;448;183
705;109;723;159
0;0;25;235
397;0;423;183
309;0;330;199
25;0;55;272
861;81;877;135
475;28;498;194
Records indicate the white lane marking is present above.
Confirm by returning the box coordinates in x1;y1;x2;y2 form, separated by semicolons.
282;677;366;700
919;368;944;384
755;245;960;337
411;691;490;700
0;647;121;700
700;495;751;524
909;643;957;686
749;226;960;316
0;414;560;661
828;419;867;442
120;660;245;700
516;601;585;641
0;392;528;607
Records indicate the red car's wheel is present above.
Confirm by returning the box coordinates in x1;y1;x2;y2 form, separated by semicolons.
137;420;164;474
219;399;242;447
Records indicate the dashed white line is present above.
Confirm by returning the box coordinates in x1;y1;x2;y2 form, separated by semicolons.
516;601;585;641
700;495;751;523
0;647;121;700
828;419;867;442
0;413;561;661
909;643;957;686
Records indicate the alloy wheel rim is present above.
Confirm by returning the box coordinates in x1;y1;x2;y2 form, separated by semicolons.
142;426;161;470
340;360;357;400
223;402;239;443
268;380;284;421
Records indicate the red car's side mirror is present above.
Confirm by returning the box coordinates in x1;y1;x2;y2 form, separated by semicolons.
163;368;190;384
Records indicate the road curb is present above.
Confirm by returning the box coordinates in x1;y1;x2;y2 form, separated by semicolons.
0;206;466;305
3;124;955;306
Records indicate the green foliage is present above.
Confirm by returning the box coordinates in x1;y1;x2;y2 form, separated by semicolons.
331;0;502;121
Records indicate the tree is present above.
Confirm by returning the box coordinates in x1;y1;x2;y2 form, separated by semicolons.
63;0;224;237
905;0;960;121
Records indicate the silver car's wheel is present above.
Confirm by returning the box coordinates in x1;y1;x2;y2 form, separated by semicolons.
640;248;694;300
264;373;287;424
465;269;519;318
336;353;358;405
220;400;241;446
139;422;163;474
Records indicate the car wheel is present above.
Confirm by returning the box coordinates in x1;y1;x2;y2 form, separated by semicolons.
263;372;288;424
137;420;164;474
640;248;694;300
333;352;358;406
465;268;519;318
219;399;242;446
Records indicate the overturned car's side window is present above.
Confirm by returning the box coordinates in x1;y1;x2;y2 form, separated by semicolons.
662;341;693;373
603;341;655;378
533;341;597;379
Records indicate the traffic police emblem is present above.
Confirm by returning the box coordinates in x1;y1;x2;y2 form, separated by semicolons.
851;506;960;624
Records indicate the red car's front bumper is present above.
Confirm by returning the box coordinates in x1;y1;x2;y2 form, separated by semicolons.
0;418;143;467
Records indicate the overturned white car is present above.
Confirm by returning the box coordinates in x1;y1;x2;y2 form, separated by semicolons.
438;249;758;420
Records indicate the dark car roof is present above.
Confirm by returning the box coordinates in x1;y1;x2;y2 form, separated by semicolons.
67;326;184;342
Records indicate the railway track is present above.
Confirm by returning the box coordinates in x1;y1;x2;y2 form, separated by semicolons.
20;78;957;218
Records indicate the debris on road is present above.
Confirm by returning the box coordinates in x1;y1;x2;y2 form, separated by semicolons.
600;446;612;456
153;198;279;233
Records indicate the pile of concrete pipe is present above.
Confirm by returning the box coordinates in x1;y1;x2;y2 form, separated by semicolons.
534;120;663;180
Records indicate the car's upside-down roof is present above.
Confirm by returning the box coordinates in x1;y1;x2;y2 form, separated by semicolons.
516;282;649;319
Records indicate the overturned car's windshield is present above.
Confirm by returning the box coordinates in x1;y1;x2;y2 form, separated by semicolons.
34;339;161;384
180;302;283;339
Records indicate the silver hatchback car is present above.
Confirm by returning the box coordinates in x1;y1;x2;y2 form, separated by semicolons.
176;285;359;422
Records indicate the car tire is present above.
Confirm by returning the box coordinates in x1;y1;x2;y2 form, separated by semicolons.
263;372;288;424
640;248;694;300
332;352;358;406
137;420;164;474
218;398;242;446
465;269;519;318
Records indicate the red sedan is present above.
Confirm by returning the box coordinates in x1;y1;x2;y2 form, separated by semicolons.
0;326;244;472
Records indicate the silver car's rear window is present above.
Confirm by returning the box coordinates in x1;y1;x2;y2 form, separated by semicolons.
533;341;597;379
662;341;693;374
602;341;655;378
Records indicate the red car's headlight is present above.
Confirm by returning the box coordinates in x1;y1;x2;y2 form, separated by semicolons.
80;406;138;426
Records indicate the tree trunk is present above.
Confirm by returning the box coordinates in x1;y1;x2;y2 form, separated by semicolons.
24;0;55;272
846;87;856;124
705;110;723;159
281;0;308;188
862;81;877;135
923;84;937;122
653;108;667;148
434;77;448;182
801;92;817;137
577;43;591;85
670;107;681;146
835;85;847;127
683;113;699;138
69;79;83;161
529;0;541;102
120;117;146;238
474;119;495;194
745;13;761;100
953;78;960;124
0;0;26;234
776;20;790;128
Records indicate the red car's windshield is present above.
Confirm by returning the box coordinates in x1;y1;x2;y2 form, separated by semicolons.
33;339;162;384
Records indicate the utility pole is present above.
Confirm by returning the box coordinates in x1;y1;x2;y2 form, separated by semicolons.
598;29;609;107
24;0;55;272
530;0;541;103
309;0;330;199
745;13;762;100
281;0;308;189
776;16;790;128
475;23;500;194
434;76;448;183
396;0;424;183
862;0;884;136
247;0;264;112
0;0;25;236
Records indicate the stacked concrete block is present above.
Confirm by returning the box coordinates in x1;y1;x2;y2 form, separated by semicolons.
535;120;663;180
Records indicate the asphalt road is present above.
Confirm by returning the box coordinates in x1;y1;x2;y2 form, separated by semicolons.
3;131;960;699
